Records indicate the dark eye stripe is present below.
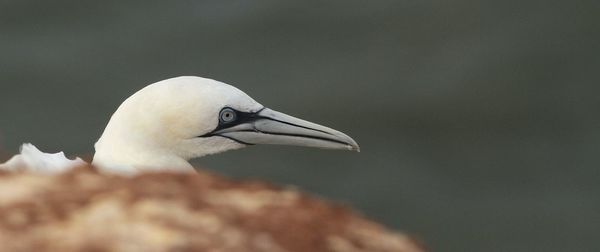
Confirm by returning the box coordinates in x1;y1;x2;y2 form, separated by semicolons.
201;107;264;137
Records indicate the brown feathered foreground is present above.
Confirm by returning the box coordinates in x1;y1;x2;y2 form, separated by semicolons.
0;167;424;252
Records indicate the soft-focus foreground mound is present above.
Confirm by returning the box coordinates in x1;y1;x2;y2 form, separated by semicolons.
0;168;424;252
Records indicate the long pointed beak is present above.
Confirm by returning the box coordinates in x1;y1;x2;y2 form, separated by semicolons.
207;108;360;151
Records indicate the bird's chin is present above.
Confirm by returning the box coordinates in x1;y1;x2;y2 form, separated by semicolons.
185;136;248;159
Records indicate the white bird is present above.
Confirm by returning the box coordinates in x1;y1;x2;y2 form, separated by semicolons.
1;76;359;174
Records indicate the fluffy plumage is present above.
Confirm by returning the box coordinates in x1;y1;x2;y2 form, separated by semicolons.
0;144;85;174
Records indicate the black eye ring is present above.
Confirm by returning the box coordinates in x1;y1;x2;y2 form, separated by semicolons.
219;107;237;124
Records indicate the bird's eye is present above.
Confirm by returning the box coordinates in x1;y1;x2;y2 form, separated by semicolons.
219;108;237;123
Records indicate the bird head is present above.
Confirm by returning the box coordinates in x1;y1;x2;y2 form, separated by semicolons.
92;76;359;173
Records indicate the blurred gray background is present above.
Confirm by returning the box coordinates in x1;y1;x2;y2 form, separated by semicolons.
0;1;598;251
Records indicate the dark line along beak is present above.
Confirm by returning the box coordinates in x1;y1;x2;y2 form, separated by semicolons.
202;108;360;151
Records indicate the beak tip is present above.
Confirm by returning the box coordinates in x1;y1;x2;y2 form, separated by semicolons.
347;142;360;152
340;135;360;152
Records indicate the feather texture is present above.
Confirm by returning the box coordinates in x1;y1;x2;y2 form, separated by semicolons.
0;144;86;174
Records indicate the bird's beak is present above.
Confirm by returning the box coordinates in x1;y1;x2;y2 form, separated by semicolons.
205;108;360;151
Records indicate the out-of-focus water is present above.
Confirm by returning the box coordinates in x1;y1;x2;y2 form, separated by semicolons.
1;1;598;251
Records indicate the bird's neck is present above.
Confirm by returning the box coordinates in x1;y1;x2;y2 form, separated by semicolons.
92;134;195;175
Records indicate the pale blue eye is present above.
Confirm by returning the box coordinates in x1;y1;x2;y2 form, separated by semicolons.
219;108;237;123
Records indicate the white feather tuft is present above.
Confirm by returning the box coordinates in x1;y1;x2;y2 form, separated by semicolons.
0;144;86;174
